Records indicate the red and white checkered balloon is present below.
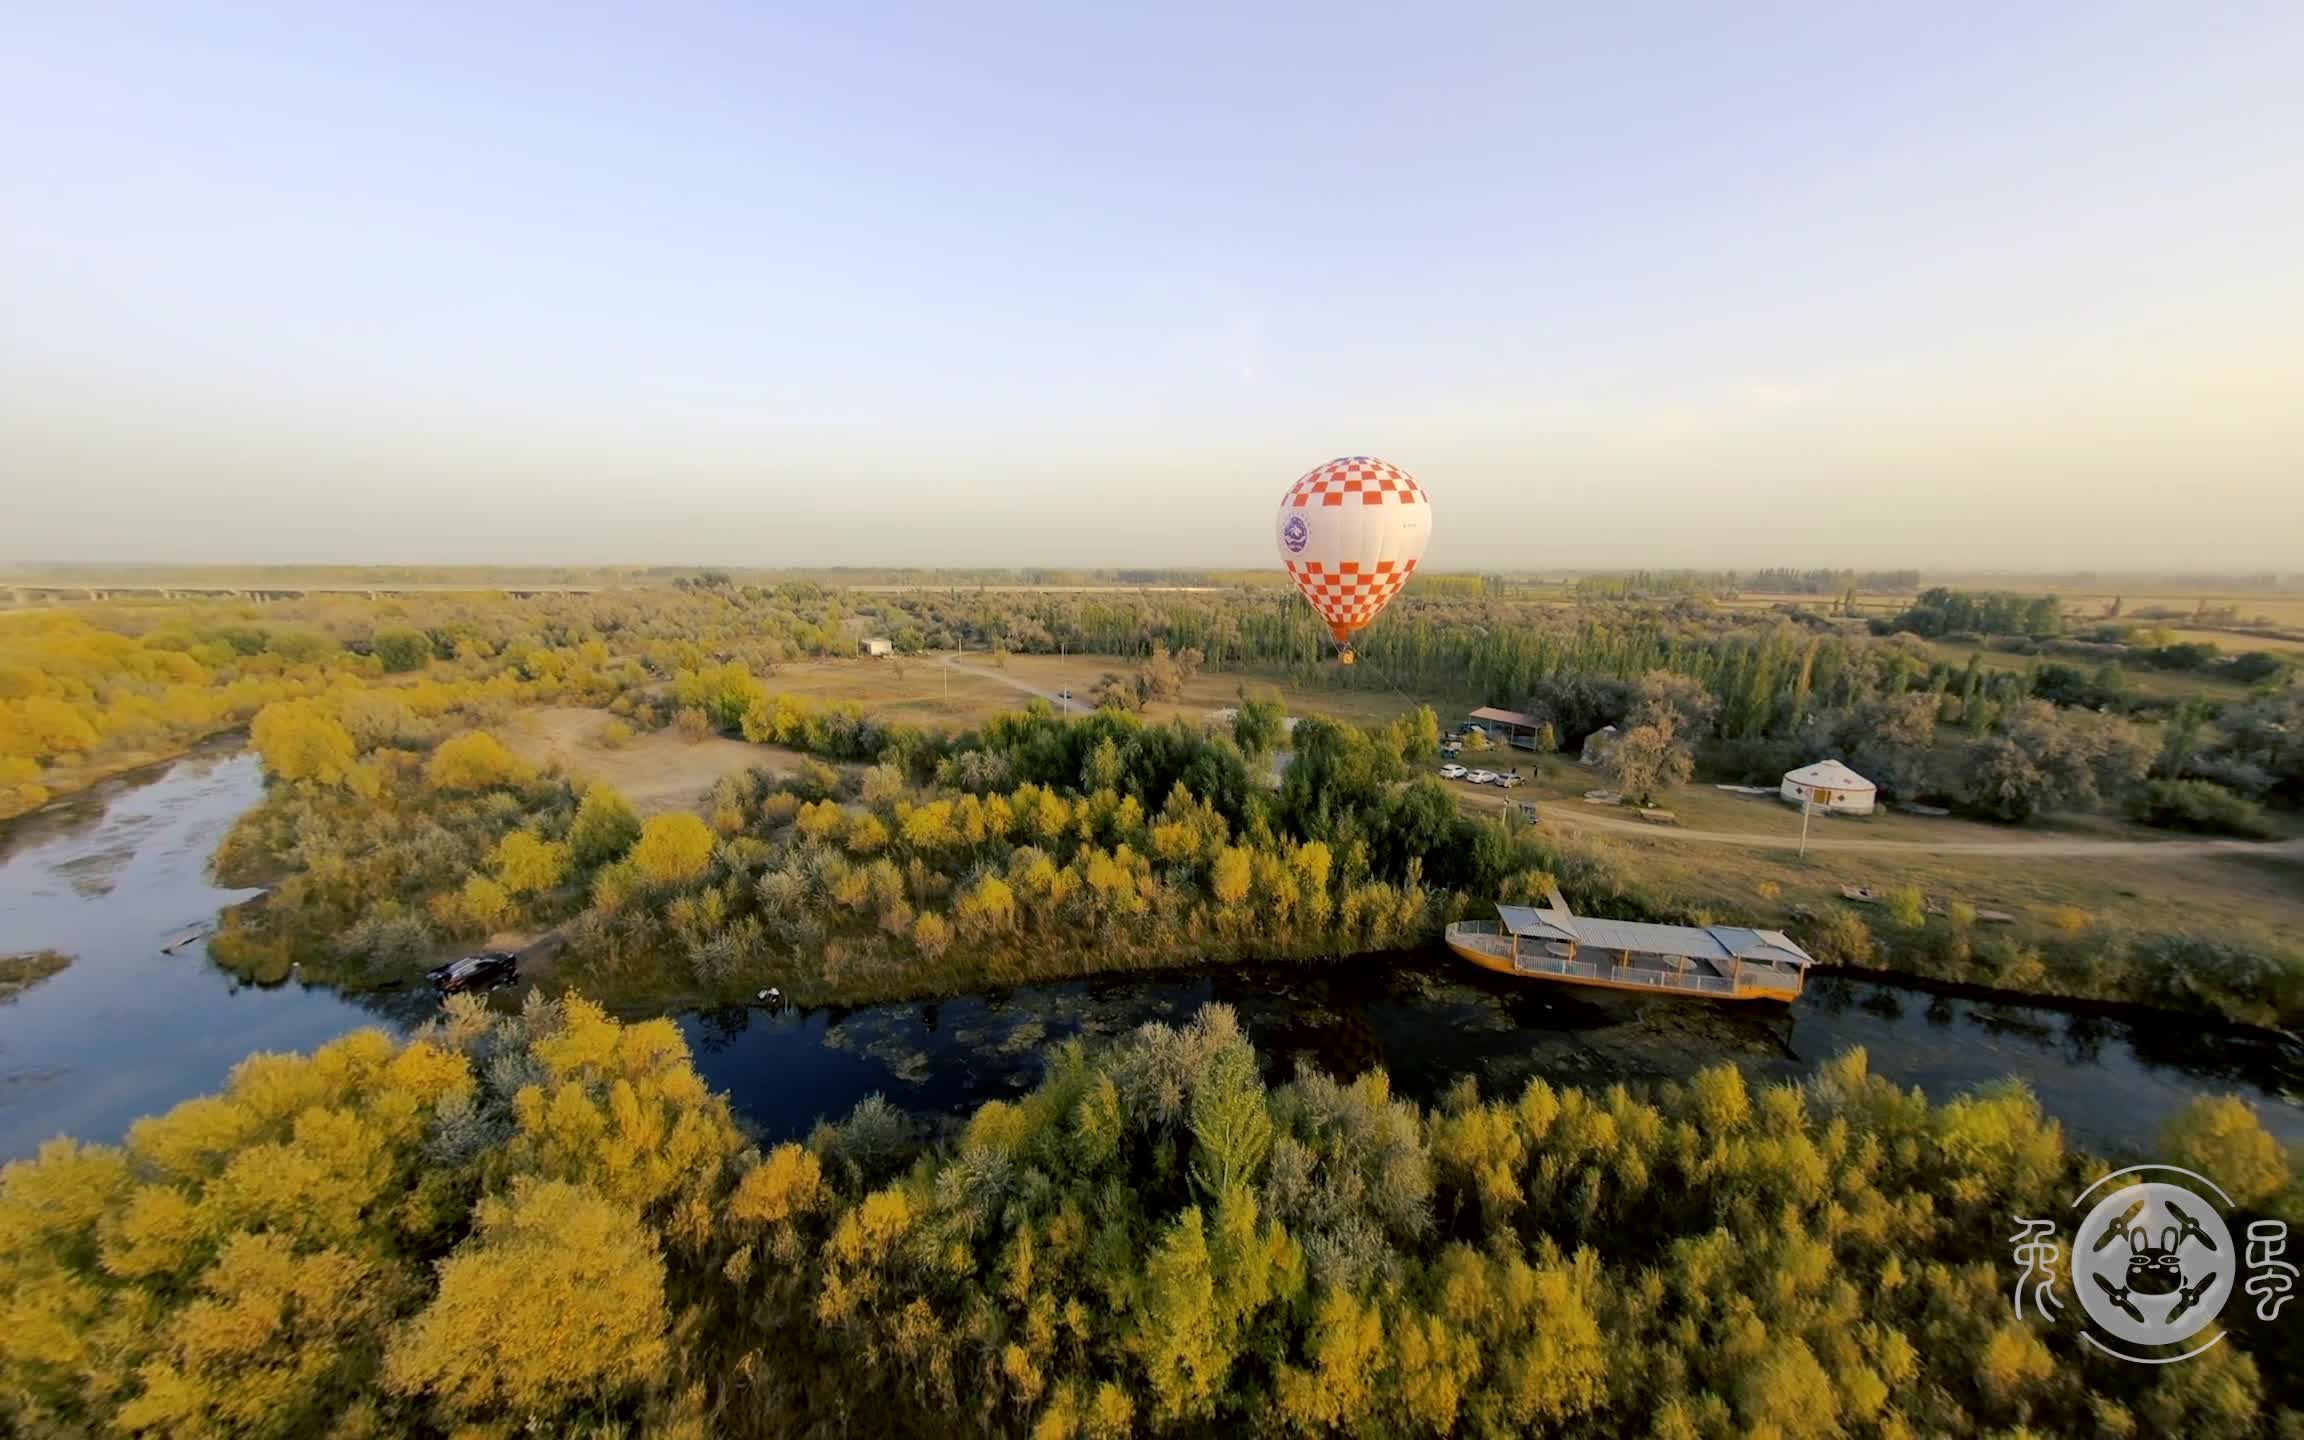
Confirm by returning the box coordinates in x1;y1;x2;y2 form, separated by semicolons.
1275;457;1431;649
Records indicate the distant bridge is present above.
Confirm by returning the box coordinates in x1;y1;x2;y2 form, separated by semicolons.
1;583;605;607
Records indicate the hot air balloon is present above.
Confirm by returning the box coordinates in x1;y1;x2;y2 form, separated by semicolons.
1274;456;1431;664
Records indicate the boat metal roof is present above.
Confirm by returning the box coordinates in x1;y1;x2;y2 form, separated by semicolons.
1492;904;1814;968
1494;903;1579;943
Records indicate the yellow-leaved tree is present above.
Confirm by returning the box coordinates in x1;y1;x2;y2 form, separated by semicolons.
424;730;530;791
250;700;359;786
630;812;716;886
491;828;570;895
385;1178;670;1423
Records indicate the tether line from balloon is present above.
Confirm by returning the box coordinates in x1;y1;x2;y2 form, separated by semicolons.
1348;642;1425;711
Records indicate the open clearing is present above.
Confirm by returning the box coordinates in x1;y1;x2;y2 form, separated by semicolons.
503;707;805;814
1452;764;2304;942
755;653;1434;731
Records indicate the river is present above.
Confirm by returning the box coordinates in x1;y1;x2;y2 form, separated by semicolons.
3;749;2298;1164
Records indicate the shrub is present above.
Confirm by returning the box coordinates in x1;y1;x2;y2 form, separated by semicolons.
2124;934;2304;1030
1803;908;1877;966
2125;779;2273;838
1885;884;1927;930
339;910;437;971
491;830;571;895
426;731;530;791
630;814;717;887
568;785;642;867
370;626;433;673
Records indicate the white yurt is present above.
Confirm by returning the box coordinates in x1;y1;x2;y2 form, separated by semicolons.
1780;759;1877;815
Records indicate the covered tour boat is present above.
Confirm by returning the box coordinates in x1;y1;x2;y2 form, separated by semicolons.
1445;890;1814;1002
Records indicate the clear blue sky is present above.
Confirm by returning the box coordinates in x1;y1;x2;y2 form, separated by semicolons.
5;2;2299;569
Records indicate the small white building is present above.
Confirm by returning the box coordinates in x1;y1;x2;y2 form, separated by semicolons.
861;637;895;658
1780;759;1877;815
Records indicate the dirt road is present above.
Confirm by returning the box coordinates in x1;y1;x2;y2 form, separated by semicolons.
939;656;1088;710
1483;792;2304;860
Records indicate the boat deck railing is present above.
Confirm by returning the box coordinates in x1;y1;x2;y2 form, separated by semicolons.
1445;920;1800;999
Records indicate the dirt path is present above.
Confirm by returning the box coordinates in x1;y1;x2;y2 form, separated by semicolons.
939;656;1087;710
1502;794;2304;859
503;708;807;815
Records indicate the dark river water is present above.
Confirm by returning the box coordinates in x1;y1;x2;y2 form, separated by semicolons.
4;749;2299;1164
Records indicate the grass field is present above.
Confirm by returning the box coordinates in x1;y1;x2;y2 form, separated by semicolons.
2155;625;2304;654
1449;760;2304;948
1917;640;2248;700
756;653;1438;732
1714;586;2304;639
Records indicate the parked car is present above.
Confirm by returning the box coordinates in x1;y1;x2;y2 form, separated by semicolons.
427;952;519;994
1439;763;1467;780
1466;769;1498;785
1490;771;1524;788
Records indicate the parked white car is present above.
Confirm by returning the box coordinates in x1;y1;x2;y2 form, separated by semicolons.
1439;763;1467;780
1490;772;1524;788
1466;769;1498;785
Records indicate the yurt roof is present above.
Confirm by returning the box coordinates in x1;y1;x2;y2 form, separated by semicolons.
1783;759;1875;792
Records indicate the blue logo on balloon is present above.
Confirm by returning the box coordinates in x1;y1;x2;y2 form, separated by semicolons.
1282;515;1309;553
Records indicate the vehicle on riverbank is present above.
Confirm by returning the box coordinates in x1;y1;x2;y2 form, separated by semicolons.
1446;892;1815;1002
426;952;519;994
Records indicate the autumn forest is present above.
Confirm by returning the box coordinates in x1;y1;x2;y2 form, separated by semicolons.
3;576;2301;1436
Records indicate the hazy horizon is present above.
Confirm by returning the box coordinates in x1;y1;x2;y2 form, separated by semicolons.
6;4;2301;570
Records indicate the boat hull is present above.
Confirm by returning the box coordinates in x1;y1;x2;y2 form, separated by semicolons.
1445;933;1799;1003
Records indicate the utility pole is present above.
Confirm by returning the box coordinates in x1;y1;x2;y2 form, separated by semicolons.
1798;795;1814;858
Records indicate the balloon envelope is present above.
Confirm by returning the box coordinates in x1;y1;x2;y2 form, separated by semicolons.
1274;457;1431;646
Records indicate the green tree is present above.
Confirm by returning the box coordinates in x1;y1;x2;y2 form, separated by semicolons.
568;784;642;867
369;626;433;673
1232;695;1288;758
1599;715;1692;806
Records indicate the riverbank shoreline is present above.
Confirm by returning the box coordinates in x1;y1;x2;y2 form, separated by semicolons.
1811;961;2304;1049
0;728;249;831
